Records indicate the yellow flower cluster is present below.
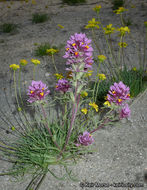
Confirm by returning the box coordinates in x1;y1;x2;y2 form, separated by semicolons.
84;70;93;77
9;64;20;71
54;73;64;80
118;42;128;48
104;101;111;107
117;26;130;36
89;102;99;112
103;24;115;35
98;55;107;62
132;67;137;71
46;48;58;55
97;73;106;80
20;59;28;66
81;108;88;115
80;91;88;98
31;59;40;65
93;5;101;13
57;24;64;29
85;18;100;29
114;7;128;14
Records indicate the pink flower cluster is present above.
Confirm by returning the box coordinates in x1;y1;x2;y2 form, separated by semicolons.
63;33;93;71
76;131;94;146
55;79;70;93
107;81;131;119
27;81;50;103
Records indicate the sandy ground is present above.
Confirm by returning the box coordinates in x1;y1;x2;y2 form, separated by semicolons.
0;0;147;189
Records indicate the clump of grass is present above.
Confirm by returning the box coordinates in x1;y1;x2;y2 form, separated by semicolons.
118;67;147;97
62;0;86;5
32;13;48;24
123;17;132;26
1;23;17;33
0;122;79;189
92;68;147;104
35;43;59;57
111;0;125;10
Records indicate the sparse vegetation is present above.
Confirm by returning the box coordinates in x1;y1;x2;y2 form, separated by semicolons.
35;43;59;57
111;0;125;10
62;0;86;5
32;13;49;24
1;23;17;33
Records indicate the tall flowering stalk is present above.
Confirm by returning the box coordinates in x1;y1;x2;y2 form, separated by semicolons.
62;33;94;151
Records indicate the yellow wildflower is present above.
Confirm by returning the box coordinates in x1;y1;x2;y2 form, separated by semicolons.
81;108;88;115
81;91;88;98
46;48;58;55
54;73;64;80
132;67;137;71
84;70;93;77
31;59;40;65
57;24;64;29
98;55;107;62
85;18;100;29
11;126;15;131
93;5;101;13
20;59;28;66
103;24;115;35
117;26;130;36
89;102;99;112
114;7;128;14
97;73;106;80
18;107;22;112
104;101;111;107
118;42;128;48
9;64;20;71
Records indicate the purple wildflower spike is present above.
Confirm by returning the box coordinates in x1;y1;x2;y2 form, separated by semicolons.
107;81;130;105
120;104;131;119
27;81;50;103
63;33;94;71
55;79;70;93
78;131;94;146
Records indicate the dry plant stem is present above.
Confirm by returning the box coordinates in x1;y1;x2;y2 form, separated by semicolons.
40;104;60;150
62;81;80;152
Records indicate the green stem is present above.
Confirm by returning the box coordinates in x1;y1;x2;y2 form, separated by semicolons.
93;62;101;102
120;14;124;26
40;104;60;150
33;65;36;80
13;70;20;108
51;54;58;73
91;28;102;54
